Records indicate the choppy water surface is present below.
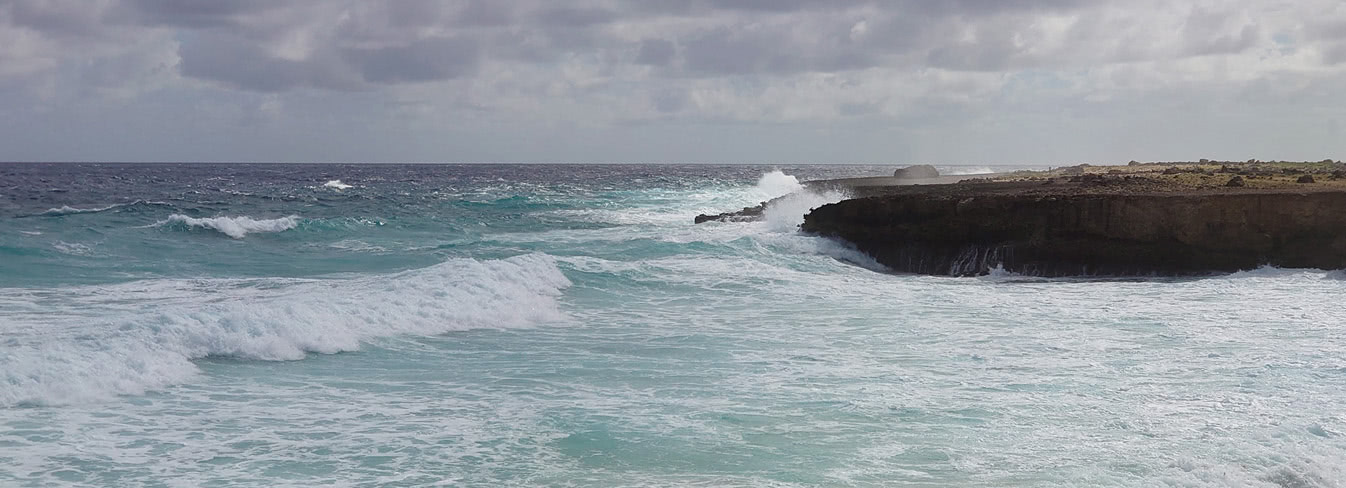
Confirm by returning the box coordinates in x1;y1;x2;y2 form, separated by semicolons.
2;163;1343;487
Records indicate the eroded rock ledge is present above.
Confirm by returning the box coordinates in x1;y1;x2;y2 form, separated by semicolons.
695;161;1346;276
801;188;1346;276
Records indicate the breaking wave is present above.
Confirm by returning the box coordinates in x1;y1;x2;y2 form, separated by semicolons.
0;253;571;407
42;204;124;215
754;170;804;198
156;214;301;239
762;188;848;233
37;200;171;216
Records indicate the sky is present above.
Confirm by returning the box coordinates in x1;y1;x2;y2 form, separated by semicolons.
1;0;1344;164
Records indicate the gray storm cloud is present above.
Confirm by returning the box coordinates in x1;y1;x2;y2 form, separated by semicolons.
0;0;1342;162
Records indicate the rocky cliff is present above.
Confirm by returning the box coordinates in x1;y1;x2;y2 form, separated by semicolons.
801;189;1346;276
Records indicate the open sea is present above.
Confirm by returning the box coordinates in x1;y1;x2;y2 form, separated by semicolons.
1;162;1344;487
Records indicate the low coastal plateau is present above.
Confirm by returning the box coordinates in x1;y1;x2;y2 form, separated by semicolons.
697;160;1346;276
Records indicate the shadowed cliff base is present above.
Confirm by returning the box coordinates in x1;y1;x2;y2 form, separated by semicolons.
700;160;1346;277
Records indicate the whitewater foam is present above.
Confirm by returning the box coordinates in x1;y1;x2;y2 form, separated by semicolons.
762;188;848;233
38;200;171;216
157;214;301;239
753;170;804;199
42;203;124;215
0;253;571;406
51;240;94;256
324;179;353;190
539;170;813;228
328;239;389;253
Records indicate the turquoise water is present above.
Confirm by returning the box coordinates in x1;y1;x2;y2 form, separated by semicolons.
2;163;1344;487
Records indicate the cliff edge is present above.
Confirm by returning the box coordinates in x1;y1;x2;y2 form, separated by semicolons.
802;188;1346;276
792;161;1346;276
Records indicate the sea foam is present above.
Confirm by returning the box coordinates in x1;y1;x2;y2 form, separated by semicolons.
0;253;572;406
754;170;804;198
158;214;301;239
761;188;847;233
38;200;170;216
744;170;851;232
41;204;125;215
323;179;353;190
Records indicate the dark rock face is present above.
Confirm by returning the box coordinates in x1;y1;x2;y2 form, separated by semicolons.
1226;176;1245;187
801;191;1346;276
1298;175;1316;184
695;202;766;223
893;165;940;179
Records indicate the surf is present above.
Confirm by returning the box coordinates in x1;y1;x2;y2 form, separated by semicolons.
0;253;571;407
154;214;302;239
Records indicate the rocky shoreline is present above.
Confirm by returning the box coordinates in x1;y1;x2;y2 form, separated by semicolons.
699;160;1346;276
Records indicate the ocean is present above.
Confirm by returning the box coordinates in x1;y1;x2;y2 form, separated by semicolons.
1;163;1343;487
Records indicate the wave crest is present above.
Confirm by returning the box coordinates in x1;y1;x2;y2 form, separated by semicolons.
38;200;171;216
42;204;124;215
755;170;804;198
0;253;572;407
158;214;301;239
762;188;848;232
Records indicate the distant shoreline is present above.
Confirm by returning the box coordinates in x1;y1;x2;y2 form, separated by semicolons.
803;160;1346;196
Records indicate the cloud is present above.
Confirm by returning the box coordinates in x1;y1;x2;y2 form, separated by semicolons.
535;6;616;27
634;39;675;66
682;23;877;76
383;0;446;28
451;0;513;27
1324;43;1346;65
115;0;280;29
0;0;1344;162
178;32;356;92
5;1;1332;91
344;36;480;83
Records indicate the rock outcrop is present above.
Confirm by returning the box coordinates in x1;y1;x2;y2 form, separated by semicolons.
893;165;940;179
801;190;1346;276
695;201;767;223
